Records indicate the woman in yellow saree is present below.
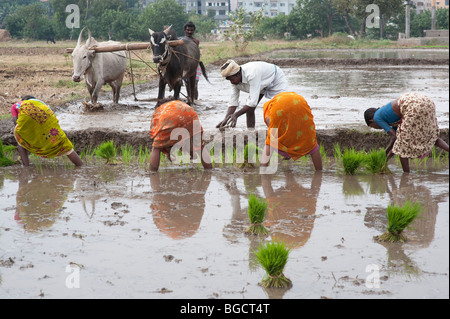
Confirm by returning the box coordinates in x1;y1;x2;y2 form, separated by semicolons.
11;96;82;166
260;92;322;170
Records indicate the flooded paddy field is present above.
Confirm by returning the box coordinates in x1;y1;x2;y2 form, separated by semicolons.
0;163;448;299
0;48;448;299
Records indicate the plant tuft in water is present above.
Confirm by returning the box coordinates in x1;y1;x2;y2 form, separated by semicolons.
238;143;260;168
342;148;366;175
254;241;292;289
0;139;16;167
95;140;119;164
364;149;390;174
245;194;269;235
376;200;423;243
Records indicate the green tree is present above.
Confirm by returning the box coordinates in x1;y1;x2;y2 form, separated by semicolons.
289;0;334;38
255;15;290;39
226;6;263;50
135;0;188;40
4;2;54;40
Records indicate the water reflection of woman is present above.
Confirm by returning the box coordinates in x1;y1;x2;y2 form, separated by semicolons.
150;171;211;239
261;171;323;249
14;168;74;232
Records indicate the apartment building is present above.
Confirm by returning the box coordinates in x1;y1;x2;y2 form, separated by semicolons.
411;0;449;13
144;0;297;19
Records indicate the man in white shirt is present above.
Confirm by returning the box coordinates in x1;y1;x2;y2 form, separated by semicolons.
216;60;288;129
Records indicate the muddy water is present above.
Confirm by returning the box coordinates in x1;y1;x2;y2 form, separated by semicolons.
56;52;449;133
0;163;448;299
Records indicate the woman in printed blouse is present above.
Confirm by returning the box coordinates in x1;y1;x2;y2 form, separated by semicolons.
364;92;449;173
11;95;82;166
260;92;322;171
149;99;212;171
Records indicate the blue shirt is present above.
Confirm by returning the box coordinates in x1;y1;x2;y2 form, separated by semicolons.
373;102;401;133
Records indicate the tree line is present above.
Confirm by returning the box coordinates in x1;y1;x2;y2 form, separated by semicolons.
0;0;448;42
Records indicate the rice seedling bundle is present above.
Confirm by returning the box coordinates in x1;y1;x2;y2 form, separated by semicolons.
376;200;423;243
0;139;16;167
255;241;292;289
342;148;366;175
245;194;269;235
95;140;119;164
242;143;260;167
364;149;390;174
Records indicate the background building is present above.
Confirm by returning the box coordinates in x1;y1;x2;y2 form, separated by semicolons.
411;0;449;13
144;0;297;19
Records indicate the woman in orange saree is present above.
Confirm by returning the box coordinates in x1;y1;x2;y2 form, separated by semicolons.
149;100;212;171
260;92;322;171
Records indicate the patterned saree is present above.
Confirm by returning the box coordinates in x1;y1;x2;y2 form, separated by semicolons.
14;99;74;158
263;92;318;161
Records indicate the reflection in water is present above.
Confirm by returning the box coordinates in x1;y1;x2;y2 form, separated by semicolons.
262;171;323;249
14;168;74;232
364;173;442;278
150;171;211;239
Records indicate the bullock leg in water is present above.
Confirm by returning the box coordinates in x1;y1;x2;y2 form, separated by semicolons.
157;77;167;106
110;73;124;104
172;80;182;101
86;80;96;103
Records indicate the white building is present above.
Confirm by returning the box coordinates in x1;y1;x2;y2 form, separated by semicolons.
411;0;449;13
144;0;298;19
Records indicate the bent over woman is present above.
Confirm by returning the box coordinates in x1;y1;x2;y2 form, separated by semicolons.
149;100;212;171
260;92;322;171
11;96;82;167
364;92;448;172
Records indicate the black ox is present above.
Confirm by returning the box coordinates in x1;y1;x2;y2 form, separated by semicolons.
149;26;208;106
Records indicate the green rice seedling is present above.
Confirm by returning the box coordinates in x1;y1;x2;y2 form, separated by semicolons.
364;148;390;174
376;200;424;243
0;139;16;167
333;143;342;163
342;148;366;175
239;143;260;168
138;145;152;166
254;241;292;289
245;194;269;235
120;144;135;166
319;144;329;166
95;140;119;164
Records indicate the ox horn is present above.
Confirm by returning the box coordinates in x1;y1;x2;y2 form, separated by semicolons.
163;25;172;34
77;26;88;46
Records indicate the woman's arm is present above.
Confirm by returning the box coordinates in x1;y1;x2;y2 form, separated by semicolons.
385;129;397;156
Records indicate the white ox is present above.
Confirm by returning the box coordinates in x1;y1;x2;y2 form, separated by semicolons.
71;27;127;104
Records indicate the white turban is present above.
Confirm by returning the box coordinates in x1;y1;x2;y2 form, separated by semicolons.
220;60;240;78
